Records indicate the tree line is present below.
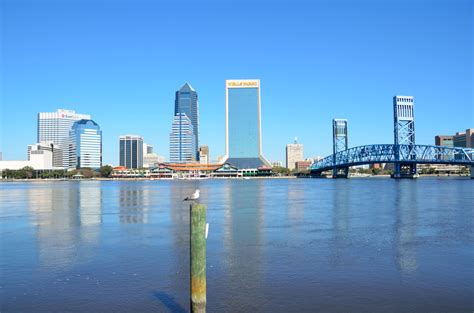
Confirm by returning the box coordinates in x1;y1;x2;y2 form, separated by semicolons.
1;165;114;179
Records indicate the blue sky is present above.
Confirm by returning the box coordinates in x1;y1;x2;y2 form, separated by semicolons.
1;0;472;165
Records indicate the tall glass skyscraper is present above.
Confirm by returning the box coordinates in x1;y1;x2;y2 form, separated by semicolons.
37;109;91;167
174;83;199;160
225;79;269;169
119;135;144;169
67;119;102;169
169;113;196;163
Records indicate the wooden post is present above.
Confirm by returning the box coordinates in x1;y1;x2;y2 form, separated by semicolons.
190;203;206;313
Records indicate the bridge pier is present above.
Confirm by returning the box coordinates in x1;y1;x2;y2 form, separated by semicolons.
310;170;327;178
332;167;349;179
392;163;418;179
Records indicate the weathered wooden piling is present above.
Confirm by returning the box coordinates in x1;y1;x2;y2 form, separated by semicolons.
190;203;206;313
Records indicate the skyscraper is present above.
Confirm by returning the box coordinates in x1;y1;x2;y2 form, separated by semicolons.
175;83;199;159
286;137;304;170
224;79;269;169
38;109;91;167
119;135;144;169
169;113;196;163
67;119;102;169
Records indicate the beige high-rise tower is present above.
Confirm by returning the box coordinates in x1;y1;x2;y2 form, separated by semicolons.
286;137;304;170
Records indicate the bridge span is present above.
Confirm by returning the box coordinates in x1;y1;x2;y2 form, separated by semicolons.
310;144;474;178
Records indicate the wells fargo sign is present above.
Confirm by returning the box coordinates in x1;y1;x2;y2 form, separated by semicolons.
227;80;259;88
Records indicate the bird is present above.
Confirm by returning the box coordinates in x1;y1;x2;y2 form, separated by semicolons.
183;189;200;201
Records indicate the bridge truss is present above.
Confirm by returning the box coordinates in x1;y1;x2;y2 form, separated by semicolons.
310;144;474;176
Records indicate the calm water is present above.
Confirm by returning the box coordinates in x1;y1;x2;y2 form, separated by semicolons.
0;178;473;312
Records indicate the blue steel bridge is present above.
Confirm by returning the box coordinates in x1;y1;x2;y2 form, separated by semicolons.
310;96;474;179
310;144;474;177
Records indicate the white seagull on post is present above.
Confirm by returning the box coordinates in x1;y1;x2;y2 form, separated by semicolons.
183;189;200;201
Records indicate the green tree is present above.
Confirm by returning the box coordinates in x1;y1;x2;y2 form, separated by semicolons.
272;166;291;176
100;165;113;178
79;168;95;178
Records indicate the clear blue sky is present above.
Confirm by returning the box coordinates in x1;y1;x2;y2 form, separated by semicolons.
1;0;472;165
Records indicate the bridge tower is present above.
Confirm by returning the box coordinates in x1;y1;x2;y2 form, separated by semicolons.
393;95;417;178
333;118;349;178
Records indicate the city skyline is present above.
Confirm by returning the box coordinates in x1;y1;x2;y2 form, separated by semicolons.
1;1;472;164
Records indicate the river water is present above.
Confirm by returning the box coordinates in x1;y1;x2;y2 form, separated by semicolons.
0;178;473;312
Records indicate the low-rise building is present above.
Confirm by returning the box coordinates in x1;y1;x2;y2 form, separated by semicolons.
295;160;312;172
0;149;57;172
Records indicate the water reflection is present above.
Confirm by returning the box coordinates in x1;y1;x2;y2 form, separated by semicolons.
27;182;102;270
79;183;102;226
394;181;418;275
223;180;265;302
119;183;150;224
331;181;350;266
287;182;305;224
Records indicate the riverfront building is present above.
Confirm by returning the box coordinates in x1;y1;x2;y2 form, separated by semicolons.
28;142;63;168
295;160;312;172
224;79;270;169
286;137;304;170
37;109;91;167
119;135;144;169
67;120;102;169
175;83;199;160
169;113;196;163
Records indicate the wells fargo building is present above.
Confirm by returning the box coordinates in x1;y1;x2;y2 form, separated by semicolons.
224;79;270;169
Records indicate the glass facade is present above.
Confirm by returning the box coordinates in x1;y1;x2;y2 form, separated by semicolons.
175;83;199;159
228;88;259;158
119;135;143;169
68;119;102;169
169;113;196;163
225;80;269;169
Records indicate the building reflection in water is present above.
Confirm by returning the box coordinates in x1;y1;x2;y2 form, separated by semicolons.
119;183;150;224
223;180;265;299
287;182;305;225
394;181;418;275
27;181;102;270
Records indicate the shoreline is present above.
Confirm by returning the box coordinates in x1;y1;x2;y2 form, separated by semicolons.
0;174;471;182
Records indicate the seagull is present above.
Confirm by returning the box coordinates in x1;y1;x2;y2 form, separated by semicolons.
183;189;200;201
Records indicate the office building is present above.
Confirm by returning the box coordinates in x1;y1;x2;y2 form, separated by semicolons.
169;113;196;163
435;129;474;148
143;143;154;155
286;137;304;170
0;151;55;172
453;129;474;148
38;109;91;166
224;79;269;169
28;141;63;168
142;143;165;168
67;120;102;169
271;161;283;168
435;135;454;147
199;146;209;164
119;135;144;169
175;83;199;160
295;160;312;172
